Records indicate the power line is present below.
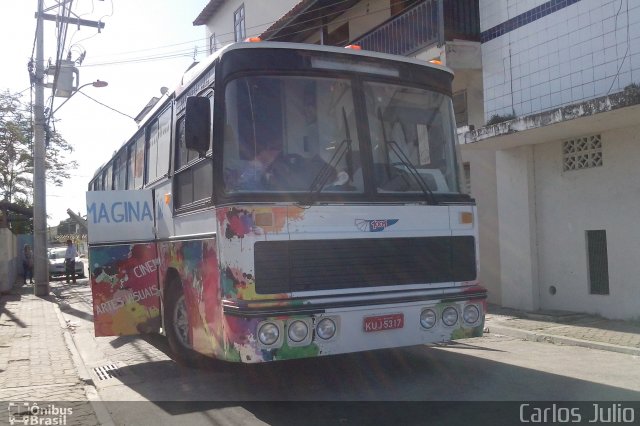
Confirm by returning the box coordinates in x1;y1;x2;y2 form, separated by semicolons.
77;90;136;121
79;0;411;68
83;0;358;61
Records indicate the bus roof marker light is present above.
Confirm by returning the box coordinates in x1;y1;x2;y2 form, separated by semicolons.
164;193;171;205
244;37;262;42
344;45;362;50
429;58;443;65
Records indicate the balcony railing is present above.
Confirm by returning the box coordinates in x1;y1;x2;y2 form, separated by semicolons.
353;0;442;57
352;0;480;57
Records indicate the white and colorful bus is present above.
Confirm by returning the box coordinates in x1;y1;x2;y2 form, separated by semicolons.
86;41;487;365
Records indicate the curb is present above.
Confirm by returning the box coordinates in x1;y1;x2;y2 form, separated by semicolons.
52;295;116;426
487;324;640;357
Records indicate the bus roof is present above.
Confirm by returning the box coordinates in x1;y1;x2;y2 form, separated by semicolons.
90;41;453;185
175;41;453;98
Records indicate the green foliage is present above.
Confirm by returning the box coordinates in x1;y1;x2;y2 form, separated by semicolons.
0;90;78;204
486;113;516;126
8;198;33;234
623;82;640;100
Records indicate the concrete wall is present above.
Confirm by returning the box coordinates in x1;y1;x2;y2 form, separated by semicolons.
495;145;540;311
460;147;501;305
535;125;640;319
450;68;485;131
0;229;17;292
480;0;640;121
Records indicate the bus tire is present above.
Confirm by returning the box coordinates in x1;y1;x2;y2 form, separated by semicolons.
164;279;202;366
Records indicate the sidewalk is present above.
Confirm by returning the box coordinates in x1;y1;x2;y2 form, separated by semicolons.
0;281;104;425
485;304;640;356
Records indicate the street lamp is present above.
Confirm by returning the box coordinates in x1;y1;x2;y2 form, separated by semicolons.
51;80;109;115
33;78;107;297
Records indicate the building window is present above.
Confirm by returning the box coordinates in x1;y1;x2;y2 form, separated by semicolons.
562;134;602;171
234;5;246;42
209;33;217;53
586;230;610;295
173;93;214;211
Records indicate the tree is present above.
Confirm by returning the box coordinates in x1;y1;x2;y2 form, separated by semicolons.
5;198;33;234
0;90;78;203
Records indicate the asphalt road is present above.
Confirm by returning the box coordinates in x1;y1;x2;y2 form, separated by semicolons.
54;279;640;425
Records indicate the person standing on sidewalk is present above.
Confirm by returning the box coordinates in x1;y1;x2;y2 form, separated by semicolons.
23;244;34;284
64;239;78;284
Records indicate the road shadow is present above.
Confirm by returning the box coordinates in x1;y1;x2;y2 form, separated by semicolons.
0;288;25;328
111;343;640;397
101;344;640;424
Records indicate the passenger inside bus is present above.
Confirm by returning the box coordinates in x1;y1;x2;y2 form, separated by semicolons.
224;76;364;193
236;139;282;190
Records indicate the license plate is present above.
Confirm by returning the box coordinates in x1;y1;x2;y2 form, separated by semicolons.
363;313;404;332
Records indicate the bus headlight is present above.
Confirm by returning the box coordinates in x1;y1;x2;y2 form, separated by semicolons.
420;309;437;329
288;320;309;343
258;322;280;346
316;318;336;340
442;307;459;326
463;305;480;325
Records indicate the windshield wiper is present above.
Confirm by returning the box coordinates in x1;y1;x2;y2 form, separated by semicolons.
387;141;437;205
377;109;437;205
299;107;353;207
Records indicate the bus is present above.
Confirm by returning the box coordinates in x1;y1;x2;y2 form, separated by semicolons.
86;41;487;365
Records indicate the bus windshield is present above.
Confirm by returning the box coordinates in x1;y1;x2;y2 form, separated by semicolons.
222;74;460;197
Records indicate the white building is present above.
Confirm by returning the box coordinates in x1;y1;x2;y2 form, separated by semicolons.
193;0;302;53
462;0;640;319
194;0;484;130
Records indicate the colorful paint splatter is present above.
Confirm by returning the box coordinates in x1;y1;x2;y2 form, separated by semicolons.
90;243;161;336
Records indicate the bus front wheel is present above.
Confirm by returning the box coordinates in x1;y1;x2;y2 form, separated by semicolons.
164;280;201;366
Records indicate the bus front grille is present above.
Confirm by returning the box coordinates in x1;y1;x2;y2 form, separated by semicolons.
254;236;476;294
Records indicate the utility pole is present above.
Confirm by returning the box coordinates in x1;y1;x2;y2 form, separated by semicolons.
32;0;105;296
33;0;47;296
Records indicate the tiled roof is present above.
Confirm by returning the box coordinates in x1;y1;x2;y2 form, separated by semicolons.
193;0;226;26
260;0;316;39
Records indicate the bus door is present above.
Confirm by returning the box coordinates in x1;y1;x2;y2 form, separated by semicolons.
86;190;161;336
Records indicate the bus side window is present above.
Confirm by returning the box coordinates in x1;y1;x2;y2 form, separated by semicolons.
174;114;213;210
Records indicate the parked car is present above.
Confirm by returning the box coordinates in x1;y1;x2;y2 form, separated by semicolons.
48;247;85;279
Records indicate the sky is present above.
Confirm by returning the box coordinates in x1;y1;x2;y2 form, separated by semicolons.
1;0;210;226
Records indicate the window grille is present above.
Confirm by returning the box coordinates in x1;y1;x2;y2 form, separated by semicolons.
562;135;602;171
586;230;610;295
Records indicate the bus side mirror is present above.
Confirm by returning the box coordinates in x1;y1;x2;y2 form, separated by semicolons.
185;96;211;155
